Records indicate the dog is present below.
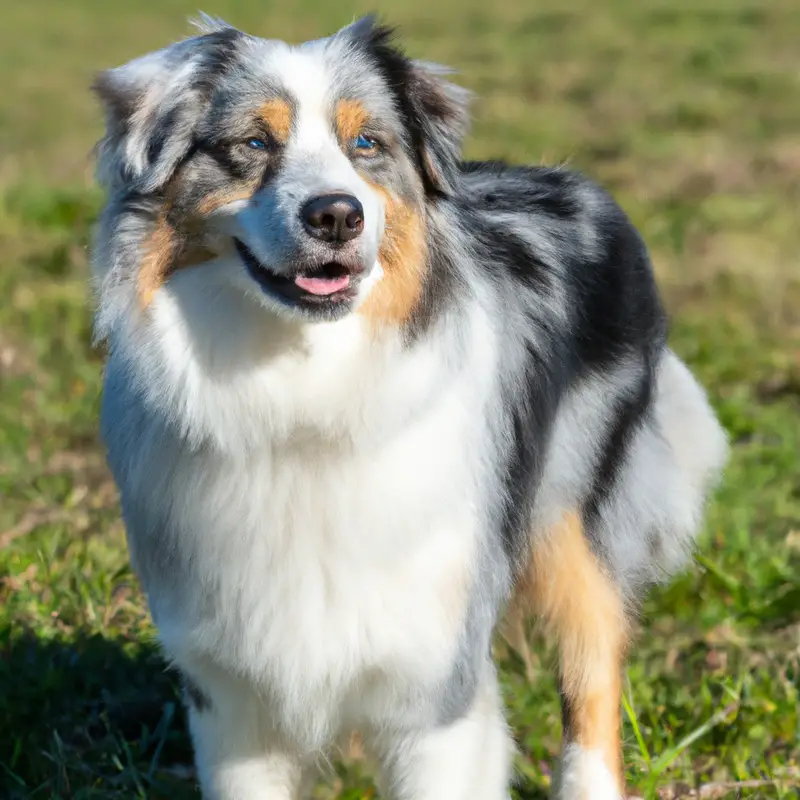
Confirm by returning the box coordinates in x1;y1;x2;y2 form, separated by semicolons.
90;15;728;800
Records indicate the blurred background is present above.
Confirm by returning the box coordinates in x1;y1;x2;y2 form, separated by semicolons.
1;1;798;798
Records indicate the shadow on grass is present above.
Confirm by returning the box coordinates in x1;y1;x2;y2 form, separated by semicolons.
2;633;550;800
0;629;196;799
0;631;553;799
511;787;549;800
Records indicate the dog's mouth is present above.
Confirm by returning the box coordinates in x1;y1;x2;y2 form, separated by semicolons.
234;239;360;307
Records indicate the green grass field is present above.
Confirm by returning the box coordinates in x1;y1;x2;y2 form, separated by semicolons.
1;1;799;797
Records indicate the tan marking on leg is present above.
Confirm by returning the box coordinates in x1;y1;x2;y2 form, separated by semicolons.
357;186;427;328
258;99;292;144
335;99;370;147
515;511;627;791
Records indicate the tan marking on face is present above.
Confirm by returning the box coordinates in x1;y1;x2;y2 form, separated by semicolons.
137;209;219;310
138;216;179;310
196;182;259;216
258;98;292;144
137;165;234;310
512;511;628;791
357;185;427;327
335;99;370;147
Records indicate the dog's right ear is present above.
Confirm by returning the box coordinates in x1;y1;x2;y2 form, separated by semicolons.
92;27;241;194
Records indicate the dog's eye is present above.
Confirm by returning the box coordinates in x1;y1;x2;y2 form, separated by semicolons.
246;138;268;151
353;134;379;154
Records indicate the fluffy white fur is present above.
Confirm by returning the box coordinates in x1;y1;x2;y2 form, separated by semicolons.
554;745;623;800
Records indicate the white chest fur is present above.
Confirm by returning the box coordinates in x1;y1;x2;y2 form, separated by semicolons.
111;278;495;748
154;416;479;746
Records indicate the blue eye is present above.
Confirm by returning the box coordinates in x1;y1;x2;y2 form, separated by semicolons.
354;134;378;152
246;138;268;150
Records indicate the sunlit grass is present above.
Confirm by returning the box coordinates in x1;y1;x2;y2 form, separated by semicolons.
1;1;799;797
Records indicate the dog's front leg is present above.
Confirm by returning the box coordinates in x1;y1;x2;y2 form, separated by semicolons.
181;669;304;800
371;675;513;800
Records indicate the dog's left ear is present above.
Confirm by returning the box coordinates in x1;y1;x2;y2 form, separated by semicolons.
343;18;471;197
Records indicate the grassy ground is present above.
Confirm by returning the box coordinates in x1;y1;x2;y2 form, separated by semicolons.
1;0;799;797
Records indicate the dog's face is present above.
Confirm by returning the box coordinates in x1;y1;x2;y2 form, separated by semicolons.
93;17;469;324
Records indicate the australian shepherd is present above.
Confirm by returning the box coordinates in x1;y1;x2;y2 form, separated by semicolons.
90;15;728;800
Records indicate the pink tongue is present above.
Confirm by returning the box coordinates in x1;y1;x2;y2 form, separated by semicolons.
294;274;350;296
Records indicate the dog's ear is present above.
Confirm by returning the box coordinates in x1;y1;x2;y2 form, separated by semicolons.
92;26;241;194
402;59;472;196
344;18;471;197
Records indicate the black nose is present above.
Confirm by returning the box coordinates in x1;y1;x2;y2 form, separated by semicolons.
301;193;364;243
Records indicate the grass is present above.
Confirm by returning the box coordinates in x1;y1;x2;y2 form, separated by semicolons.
1;0;799;797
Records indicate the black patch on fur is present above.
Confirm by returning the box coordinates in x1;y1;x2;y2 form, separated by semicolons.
461;161;580;219
355;24;465;197
93;28;244;192
196;140;283;187
573;203;668;368
558;679;576;738
192;29;244;91
156;30;243;173
436;162;668;567
357;26;432;187
180;672;212;712
404;215;464;340
201;144;250;179
468;213;555;295
145;105;181;168
582;372;654;533
499;338;569;563
570;194;668;535
143;29;245;166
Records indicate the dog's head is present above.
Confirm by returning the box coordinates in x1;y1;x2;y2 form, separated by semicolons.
92;16;469;326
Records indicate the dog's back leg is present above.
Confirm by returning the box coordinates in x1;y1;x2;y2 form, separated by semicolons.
520;511;628;800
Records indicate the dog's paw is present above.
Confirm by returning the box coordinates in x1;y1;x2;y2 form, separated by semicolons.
552;744;623;800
